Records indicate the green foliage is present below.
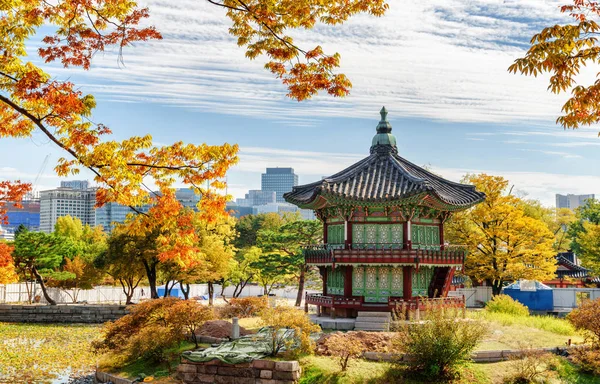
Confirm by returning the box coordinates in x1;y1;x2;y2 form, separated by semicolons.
568;198;600;257
486;295;530;317
567;297;600;347
218;296;268;319
0;322;99;383
93;298;211;366
234;213;288;249
394;306;488;380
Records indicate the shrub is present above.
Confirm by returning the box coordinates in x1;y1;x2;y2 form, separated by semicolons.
219;296;268;319
93;298;212;366
393;305;488;379
567;297;600;347
166;300;215;347
486;295;530;317
259;306;321;358
502;348;558;384
321;332;364;371
569;348;600;376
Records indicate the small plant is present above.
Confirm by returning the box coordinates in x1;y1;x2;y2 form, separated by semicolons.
503;348;558;384
321;332;364;371
93;297;210;367
393;304;488;379
569;348;600;376
486;294;530;317
166;300;215;347
259;306;320;358
567;297;600;347
218;296;268;318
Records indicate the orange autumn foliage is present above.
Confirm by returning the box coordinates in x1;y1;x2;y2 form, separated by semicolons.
1;1;238;257
0;243;18;284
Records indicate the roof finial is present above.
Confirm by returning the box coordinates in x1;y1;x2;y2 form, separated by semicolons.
380;106;388;122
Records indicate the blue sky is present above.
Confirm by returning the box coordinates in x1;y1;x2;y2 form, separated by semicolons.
2;0;600;207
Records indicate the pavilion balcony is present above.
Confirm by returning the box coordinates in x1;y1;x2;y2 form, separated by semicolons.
305;293;465;313
302;243;466;266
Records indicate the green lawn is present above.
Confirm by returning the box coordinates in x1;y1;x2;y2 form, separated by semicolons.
0;322;100;384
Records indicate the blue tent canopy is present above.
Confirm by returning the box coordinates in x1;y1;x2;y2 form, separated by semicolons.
503;280;553;311
157;286;185;298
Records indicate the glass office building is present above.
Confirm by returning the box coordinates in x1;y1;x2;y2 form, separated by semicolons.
261;168;298;203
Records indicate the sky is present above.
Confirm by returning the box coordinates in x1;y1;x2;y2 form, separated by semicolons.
2;0;600;207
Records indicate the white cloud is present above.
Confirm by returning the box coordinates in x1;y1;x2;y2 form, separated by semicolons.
39;0;592;125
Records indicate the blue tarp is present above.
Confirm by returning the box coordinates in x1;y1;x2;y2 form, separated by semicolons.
157;287;185;298
503;280;554;311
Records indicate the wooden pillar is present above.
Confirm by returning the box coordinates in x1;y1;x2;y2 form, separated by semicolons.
322;267;328;295
344;220;352;249
406;220;412;250
403;266;413;300
439;222;445;250
323;223;328;244
344;266;353;297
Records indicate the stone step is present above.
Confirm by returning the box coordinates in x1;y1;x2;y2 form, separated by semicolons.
356;311;391;318
354;322;389;331
354;316;392;324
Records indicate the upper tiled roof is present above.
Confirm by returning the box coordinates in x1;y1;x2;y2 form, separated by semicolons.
284;108;485;211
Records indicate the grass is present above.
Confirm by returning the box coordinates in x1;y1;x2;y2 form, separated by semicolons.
0;322;100;384
469;310;584;351
101;340;207;382
298;355;491;384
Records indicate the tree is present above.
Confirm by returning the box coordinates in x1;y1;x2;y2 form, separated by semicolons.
250;251;296;296
520;200;576;252
569;198;600;254
96;232;148;304
571;222;600;275
47;255;98;302
223;246;262;299
509;0;600;130
0;242;18;285
1;1;239;260
234;213;287;249
445;174;557;296
12;231;75;305
258;219;322;306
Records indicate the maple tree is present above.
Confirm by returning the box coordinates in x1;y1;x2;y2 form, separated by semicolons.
1;1;238;256
509;0;600;129
0;242;18;285
445;174;557;295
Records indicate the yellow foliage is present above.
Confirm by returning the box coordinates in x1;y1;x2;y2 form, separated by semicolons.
259;306;320;358
446;174;556;295
572;221;600;276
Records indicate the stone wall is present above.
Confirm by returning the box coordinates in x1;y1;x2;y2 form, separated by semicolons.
0;304;128;323
177;358;301;384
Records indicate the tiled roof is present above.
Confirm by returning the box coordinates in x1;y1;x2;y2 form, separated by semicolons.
284;150;485;210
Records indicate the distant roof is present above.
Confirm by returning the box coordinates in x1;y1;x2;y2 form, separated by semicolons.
284;108;485;211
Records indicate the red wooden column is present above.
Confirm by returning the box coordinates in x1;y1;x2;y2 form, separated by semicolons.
403;266;413;300
344;266;353;297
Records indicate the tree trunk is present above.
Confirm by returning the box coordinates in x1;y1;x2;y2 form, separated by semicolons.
490;280;503;296
142;260;158;299
119;279;134;305
163;280;172;297
180;282;190;300
208;282;214;306
295;267;306;307
31;267;56;305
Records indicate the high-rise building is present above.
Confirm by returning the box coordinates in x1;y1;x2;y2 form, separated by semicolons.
60;180;89;189
556;194;595;210
236;190;276;207
40;185;97;233
261;168;298;203
3;200;40;232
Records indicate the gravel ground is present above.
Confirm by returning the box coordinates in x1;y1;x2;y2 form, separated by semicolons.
66;374;95;384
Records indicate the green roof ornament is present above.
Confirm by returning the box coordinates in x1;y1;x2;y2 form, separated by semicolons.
371;106;397;153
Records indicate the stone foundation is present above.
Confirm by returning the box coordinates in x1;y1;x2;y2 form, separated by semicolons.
177;358;301;384
0;304;128;323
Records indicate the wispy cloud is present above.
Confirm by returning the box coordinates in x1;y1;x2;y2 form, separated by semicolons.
38;0;586;125
518;148;583;159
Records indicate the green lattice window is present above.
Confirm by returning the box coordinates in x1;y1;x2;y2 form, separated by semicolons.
327;224;344;245
353;266;403;302
352;224;403;249
411;224;440;250
326;267;345;295
412;266;434;297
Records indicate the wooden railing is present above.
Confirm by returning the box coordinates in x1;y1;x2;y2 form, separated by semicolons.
302;243;466;266
304;293;465;312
